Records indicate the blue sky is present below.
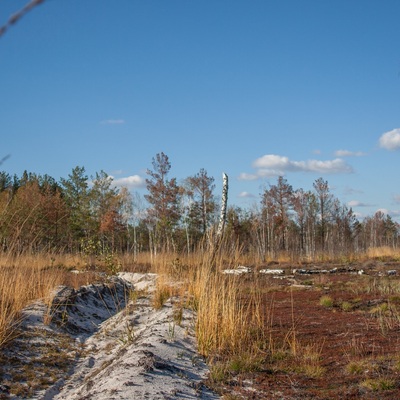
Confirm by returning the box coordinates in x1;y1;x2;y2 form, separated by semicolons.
1;0;400;220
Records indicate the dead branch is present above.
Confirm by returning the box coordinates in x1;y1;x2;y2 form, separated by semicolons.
0;0;46;38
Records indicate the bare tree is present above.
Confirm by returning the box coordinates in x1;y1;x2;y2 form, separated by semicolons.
262;176;294;253
313;177;333;252
293;189;317;258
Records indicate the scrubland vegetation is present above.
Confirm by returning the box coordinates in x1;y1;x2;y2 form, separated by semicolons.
3;246;400;397
1;152;400;397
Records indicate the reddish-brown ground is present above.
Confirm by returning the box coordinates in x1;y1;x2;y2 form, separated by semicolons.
214;262;400;399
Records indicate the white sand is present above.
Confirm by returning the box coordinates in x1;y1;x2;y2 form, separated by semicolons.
14;273;218;400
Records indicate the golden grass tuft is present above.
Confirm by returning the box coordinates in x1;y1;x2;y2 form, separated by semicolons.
0;262;66;347
0;252;107;348
366;246;400;260
193;265;269;360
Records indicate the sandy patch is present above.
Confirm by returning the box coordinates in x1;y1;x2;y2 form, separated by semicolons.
0;273;218;400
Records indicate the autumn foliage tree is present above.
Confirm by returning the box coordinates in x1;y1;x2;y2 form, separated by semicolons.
0;174;68;253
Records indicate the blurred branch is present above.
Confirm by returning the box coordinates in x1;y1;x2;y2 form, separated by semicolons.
0;0;46;38
0;155;10;166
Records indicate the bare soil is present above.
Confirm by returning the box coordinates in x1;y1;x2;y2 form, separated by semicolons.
212;261;400;399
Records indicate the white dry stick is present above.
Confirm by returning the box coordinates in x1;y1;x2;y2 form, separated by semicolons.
216;172;229;238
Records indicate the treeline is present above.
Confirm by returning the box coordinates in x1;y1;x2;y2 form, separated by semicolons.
0;152;399;260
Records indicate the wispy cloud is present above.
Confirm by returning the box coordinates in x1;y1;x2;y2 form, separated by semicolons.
379;128;400;150
376;208;400;218
344;186;363;196
393;195;400;204
238;191;255;198
334;149;367;157
238;173;259;181
239;154;353;180
112;175;145;189
347;200;372;208
100;119;126;125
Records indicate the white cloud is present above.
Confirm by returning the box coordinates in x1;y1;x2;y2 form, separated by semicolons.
112;175;145;189
238;191;255;198
304;159;353;173
101;119;126;125
334;150;366;157
379;128;400;150
393;195;400;204
241;154;353;180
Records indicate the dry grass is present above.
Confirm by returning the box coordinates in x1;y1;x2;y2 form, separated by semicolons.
0;262;65;347
2;244;400;393
0;252;82;270
193;265;269;361
0;252;108;348
136;247;270;381
366;246;400;261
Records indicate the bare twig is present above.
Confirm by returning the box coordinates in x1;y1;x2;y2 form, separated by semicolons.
0;155;10;166
0;0;46;38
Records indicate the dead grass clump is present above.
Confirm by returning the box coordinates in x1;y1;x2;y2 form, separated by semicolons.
152;283;171;309
274;335;326;378
343;336;371;360
346;360;368;375
368;301;400;335
360;377;397;391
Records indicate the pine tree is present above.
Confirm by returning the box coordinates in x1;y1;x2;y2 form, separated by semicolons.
145;152;181;252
